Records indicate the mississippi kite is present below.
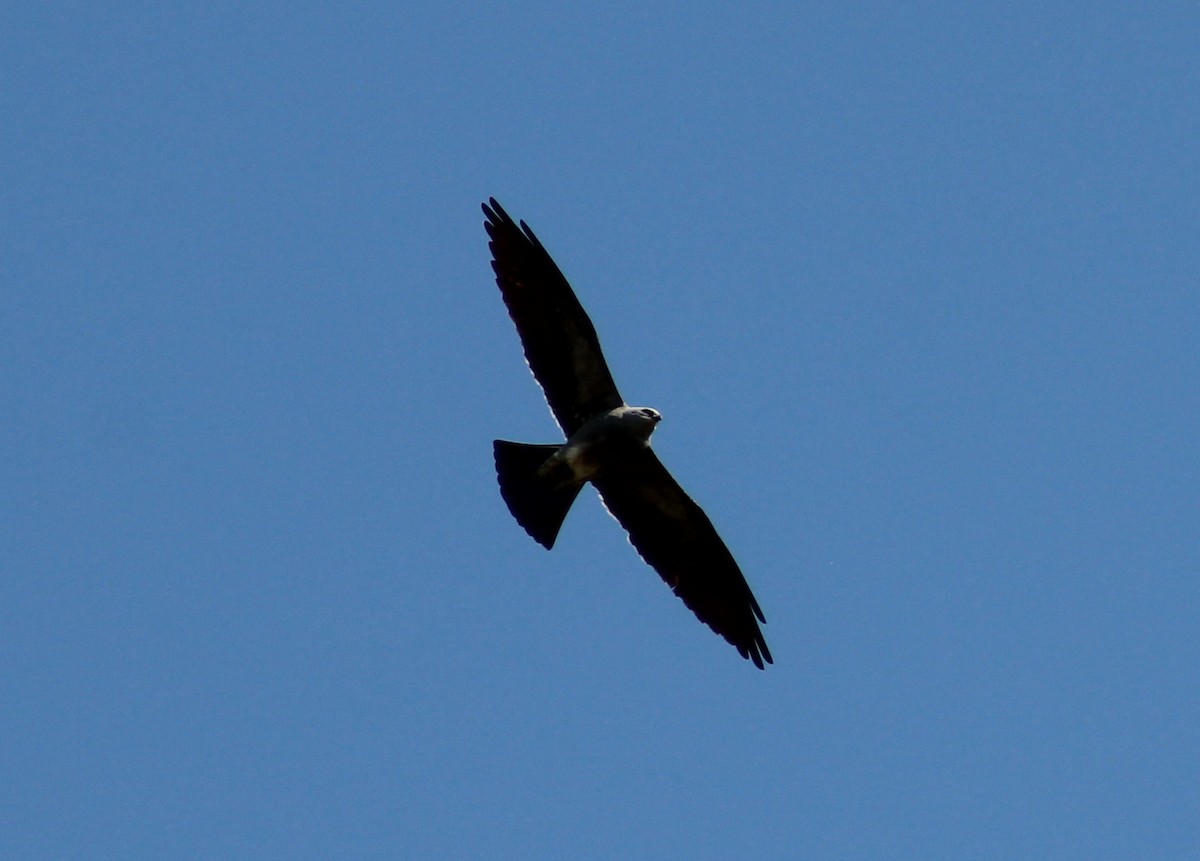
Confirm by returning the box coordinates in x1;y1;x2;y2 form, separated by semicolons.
484;198;772;669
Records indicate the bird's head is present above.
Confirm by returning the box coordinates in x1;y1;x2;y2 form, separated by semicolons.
622;405;662;439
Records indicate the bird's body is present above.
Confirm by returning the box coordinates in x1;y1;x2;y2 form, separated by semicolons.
540;406;662;486
484;198;772;668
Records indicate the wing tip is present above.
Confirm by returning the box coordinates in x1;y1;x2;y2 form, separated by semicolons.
754;639;774;669
483;197;515;229
738;633;773;670
481;197;546;251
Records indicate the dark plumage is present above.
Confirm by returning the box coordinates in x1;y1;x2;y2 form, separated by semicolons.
485;198;772;668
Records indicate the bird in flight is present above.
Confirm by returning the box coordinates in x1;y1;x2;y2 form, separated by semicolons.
484;198;772;669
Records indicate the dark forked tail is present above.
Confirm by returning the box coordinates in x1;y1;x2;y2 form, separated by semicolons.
493;441;583;550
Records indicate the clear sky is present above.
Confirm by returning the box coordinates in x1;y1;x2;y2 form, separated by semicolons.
4;3;1197;859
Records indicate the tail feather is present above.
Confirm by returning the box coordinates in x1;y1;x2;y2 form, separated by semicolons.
493;441;582;549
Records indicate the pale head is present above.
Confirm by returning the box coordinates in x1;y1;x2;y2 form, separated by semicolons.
615;405;662;440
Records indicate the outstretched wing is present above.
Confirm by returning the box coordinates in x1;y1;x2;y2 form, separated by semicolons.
591;444;773;669
484;198;624;436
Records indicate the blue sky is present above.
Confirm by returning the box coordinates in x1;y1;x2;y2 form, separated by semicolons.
3;3;1198;858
